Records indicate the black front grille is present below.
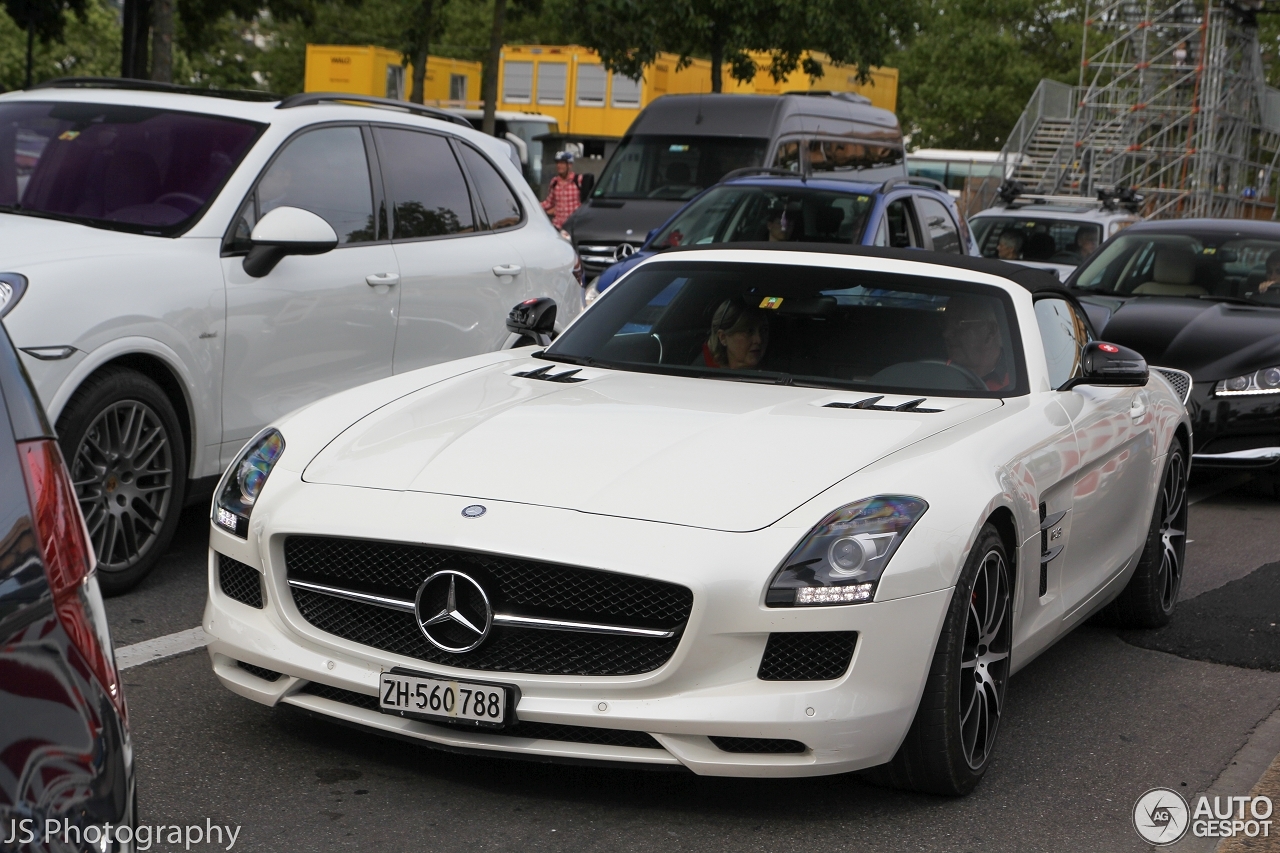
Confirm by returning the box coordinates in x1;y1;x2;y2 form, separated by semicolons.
758;632;858;681
299;682;662;749
710;736;806;754
291;589;681;676
285;536;692;676
237;661;281;682
219;554;263;608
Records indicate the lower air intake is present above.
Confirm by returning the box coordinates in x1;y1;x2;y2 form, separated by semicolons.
710;736;806;754
218;554;263;608
236;661;281;682
757;631;857;681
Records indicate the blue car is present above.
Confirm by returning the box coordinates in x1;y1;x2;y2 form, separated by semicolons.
588;171;978;299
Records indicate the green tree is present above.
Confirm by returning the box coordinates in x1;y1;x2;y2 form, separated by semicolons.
3;0;87;85
568;0;919;93
892;0;1084;150
0;0;116;90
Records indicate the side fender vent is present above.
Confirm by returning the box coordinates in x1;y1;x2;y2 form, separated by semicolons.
824;396;941;413
1039;504;1067;597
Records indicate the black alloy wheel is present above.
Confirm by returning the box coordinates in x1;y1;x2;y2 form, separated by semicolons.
869;523;1012;795
1103;441;1188;628
57;367;187;595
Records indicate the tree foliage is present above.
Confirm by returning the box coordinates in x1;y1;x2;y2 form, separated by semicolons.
892;0;1084;150
0;0;115;89
569;0;919;92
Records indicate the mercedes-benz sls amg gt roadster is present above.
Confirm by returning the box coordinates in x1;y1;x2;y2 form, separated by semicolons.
204;246;1191;795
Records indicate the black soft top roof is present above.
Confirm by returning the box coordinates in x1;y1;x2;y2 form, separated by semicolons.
653;242;1064;292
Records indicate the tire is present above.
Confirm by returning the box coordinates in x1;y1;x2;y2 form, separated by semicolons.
871;524;1012;796
1101;440;1188;628
56;367;187;595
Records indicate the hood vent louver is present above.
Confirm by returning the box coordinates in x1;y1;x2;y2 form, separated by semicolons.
511;365;588;383
825;396;941;413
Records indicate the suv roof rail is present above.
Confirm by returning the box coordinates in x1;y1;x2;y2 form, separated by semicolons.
275;92;472;127
783;90;873;105
720;166;808;182
880;176;948;194
995;179;1143;212
27;77;280;102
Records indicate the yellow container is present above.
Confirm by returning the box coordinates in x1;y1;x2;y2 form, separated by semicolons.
304;44;483;105
497;45;897;137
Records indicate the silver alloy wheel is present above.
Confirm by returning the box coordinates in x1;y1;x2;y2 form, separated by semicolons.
1157;448;1188;611
70;400;174;571
959;548;1011;770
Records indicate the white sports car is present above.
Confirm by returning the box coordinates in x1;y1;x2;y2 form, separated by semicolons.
204;247;1191;794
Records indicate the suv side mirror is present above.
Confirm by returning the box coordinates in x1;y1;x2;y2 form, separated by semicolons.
1059;341;1148;391
243;206;339;278
506;297;557;347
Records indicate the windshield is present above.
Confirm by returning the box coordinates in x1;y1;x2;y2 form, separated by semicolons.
592;135;769;201
545;261;1025;397
651;185;875;249
0;101;263;235
1071;232;1280;304
972;216;1102;265
504;119;554;188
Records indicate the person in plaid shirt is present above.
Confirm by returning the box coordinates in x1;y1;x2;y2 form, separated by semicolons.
541;151;582;228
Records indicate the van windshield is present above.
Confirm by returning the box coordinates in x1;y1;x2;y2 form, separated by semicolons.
592;135;768;201
0;101;263;235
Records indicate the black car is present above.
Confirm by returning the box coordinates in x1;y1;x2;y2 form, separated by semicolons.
1066;219;1280;490
0;316;134;851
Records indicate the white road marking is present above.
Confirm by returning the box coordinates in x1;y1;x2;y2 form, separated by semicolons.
115;627;209;670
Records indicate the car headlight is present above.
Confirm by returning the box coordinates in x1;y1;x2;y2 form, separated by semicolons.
584;278;601;304
766;496;928;606
1215;366;1280;396
0;273;28;318
213;428;284;537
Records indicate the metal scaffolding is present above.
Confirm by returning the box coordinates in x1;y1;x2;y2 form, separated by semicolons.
999;0;1280;219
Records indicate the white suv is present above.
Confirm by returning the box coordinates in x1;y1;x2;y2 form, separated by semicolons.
0;80;583;592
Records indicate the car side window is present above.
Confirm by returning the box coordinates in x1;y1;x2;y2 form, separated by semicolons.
457;143;522;230
374;127;476;239
882;198;920;248
257;126;377;245
1035;297;1091;389
916;196;962;254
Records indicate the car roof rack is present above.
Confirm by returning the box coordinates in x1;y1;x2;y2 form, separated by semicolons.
720;166;810;182
27;77;280;102
275;92;472;127
880;176;948;194
995;179;1144;212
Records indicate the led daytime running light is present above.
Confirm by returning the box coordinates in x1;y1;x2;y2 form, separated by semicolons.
1216;365;1280;396
214;428;284;538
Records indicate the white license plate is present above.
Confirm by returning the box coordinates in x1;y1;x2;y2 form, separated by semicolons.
379;671;511;728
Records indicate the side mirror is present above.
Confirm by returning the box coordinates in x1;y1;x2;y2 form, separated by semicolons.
1059;341;1148;391
506;297;557;347
243;206;339;278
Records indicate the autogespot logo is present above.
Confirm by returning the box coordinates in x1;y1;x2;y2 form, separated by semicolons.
1133;788;1191;845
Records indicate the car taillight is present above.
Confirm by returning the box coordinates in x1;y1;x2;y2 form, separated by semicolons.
18;438;125;718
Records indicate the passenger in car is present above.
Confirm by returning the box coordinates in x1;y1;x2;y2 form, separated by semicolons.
996;230;1024;260
941;296;1011;392
1254;249;1280;294
700;298;771;370
767;204;795;242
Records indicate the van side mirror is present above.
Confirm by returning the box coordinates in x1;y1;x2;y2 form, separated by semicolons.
1059;341;1148;391
243;206;339;277
506;297;557;347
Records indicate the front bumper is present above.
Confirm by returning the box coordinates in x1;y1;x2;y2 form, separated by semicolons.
203;486;953;778
1188;384;1280;470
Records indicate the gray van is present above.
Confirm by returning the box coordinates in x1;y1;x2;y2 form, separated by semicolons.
565;92;906;277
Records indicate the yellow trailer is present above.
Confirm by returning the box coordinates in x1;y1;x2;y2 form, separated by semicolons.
497;45;897;138
304;44;483;105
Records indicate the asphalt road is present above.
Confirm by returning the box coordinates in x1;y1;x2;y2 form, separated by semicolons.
106;474;1280;853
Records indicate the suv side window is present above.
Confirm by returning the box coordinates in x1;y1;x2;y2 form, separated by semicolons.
375;127;476;239
876;198;920;248
226;125;376;252
456;143;522;230
1035;297;1091;388
916;196;962;253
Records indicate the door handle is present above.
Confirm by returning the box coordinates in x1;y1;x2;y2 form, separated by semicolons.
492;264;523;277
366;272;399;287
1129;396;1147;420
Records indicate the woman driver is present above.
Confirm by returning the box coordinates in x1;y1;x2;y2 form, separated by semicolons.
701;298;770;370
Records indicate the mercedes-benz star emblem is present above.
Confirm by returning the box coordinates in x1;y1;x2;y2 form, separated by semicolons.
613;242;636;262
461;504;486;518
415;570;493;653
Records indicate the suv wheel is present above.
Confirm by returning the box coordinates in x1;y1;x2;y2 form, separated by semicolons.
57;367;187;595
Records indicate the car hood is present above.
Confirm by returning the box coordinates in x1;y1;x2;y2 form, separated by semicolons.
568;199;686;248
303;359;1002;532
1079;295;1280;380
0;213;134;263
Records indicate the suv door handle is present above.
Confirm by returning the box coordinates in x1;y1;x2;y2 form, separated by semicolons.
1129;396;1147;420
366;272;399;287
492;264;522;277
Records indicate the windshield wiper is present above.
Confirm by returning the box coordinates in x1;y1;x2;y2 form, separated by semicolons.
533;351;601;367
